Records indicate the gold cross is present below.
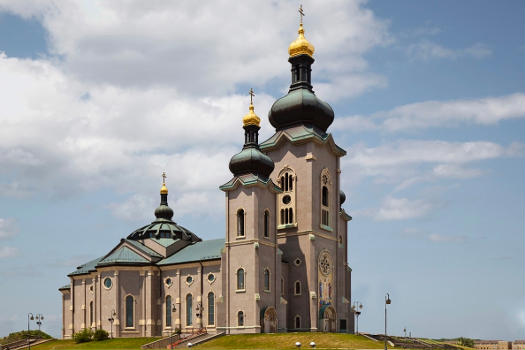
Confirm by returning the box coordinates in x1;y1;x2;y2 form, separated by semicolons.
249;88;255;105
162;171;167;184
299;4;305;24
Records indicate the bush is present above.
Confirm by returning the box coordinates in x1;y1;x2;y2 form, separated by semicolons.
73;329;93;343
93;329;109;341
458;337;474;348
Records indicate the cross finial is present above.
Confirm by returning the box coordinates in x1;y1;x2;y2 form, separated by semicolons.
249;88;255;105
299;4;305;24
162;171;167;185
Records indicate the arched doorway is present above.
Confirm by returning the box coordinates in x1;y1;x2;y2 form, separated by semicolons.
320;305;337;332
262;306;278;333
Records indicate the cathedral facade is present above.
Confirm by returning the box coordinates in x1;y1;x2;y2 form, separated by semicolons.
59;20;353;338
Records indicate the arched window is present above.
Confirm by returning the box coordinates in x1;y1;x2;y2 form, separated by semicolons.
263;211;269;238
238;311;244;326
237;209;245;237
186;294;193;326
89;301;93;327
295;315;301;329
294;281;301;295
264;269;270;291
166;296;172;327
321;169;331;228
237;268;245;290
278;168;296;227
125;295;134;327
208;292;215;325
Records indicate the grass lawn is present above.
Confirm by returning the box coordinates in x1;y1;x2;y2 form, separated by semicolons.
26;337;160;350
195;333;390;349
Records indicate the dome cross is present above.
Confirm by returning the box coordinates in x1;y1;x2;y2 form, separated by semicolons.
249;88;255;105
299;4;305;24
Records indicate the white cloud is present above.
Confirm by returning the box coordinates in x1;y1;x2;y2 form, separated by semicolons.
333;93;525;132
432;164;482;179
407;40;491;60
375;196;433;220
0;218;17;239
0;246;18;258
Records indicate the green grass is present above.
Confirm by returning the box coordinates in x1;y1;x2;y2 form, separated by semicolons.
195;333;390;349
25;337;160;350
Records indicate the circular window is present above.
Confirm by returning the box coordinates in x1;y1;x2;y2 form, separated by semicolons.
282;195;291;204
186;276;193;284
165;278;172;286
207;273;215;282
294;258;302;266
103;277;112;289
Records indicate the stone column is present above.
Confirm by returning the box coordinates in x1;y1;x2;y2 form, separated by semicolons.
114;271;120;337
145;270;153;336
175;269;181;330
70;278;75;335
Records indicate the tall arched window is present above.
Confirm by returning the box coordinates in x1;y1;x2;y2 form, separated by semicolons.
166;296;172;327
278;168;296;227
263;210;269;238
207;292;215;325
89;301;93;327
237;209;245;237
294;281;301;295
264;268;270;291
237;268;245;290
238;311;244;326
320;169;331;228
186;294;193;326
125;295;134;327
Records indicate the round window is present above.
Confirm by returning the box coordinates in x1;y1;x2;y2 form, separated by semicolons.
103;277;112;289
282;195;291;204
165;278;172;286
294;258;302;266
208;274;215;282
186;276;193;284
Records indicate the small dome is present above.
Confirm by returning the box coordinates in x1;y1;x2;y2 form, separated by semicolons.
340;190;346;205
127;218;200;242
243;103;260;127
288;23;314;58
154;204;173;220
160;184;168;195
229;147;274;179
268;88;334;132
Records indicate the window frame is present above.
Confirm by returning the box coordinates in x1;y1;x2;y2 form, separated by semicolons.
236;268;246;292
125;294;135;328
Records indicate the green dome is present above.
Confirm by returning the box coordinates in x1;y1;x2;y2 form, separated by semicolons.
127;218;200;242
229;146;274;180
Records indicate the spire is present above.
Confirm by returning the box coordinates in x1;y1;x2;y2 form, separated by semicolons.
155;172;174;220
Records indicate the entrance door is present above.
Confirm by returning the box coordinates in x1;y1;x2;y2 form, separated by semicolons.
263;307;277;333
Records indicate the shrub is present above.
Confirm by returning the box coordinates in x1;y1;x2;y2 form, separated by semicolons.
93;329;109;341
73;329;93;343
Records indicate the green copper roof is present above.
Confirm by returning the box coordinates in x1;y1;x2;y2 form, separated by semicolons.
220;173;282;192
59;284;71;290
260;124;346;156
98;246;150;266
68;256;104;276
125;239;163;258
157;239;224;265
153;237;181;247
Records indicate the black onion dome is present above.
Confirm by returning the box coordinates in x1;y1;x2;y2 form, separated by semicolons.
154;204;173;220
269;88;334;132
229;147;275;179
340;190;346;205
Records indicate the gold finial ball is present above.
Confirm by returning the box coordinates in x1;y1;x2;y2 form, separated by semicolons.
288;23;315;58
243;103;261;127
160;172;168;194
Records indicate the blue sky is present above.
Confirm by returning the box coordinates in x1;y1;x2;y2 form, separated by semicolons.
0;0;523;340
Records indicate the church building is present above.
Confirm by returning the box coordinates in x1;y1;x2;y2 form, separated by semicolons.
59;17;353;338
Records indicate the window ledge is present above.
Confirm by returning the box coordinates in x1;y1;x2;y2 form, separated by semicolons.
264;289;271;293
235;289;246;293
236;236;246;240
277;223;297;230
320;224;333;232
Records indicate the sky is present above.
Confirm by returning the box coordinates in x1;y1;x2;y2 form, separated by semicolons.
0;0;523;341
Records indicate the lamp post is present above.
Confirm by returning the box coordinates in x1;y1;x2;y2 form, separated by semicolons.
27;313;34;350
35;314;44;331
108;310;116;339
384;293;391;350
351;301;363;334
170;304;177;350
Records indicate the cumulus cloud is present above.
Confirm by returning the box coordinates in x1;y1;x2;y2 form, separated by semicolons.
375;196;433;220
333;93;525;132
407;40;492;60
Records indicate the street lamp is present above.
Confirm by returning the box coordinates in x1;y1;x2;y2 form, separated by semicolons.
108;310;116;339
35;314;44;331
27;313;34;350
384;293;391;350
351;301;363;334
170;304;177;350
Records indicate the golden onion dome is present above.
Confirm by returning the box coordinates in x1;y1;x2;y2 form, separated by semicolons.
288;23;314;58
242;103;260;127
160;172;168;194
